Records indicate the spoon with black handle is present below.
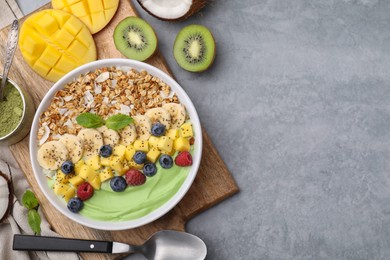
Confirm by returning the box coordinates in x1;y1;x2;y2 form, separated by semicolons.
13;230;207;260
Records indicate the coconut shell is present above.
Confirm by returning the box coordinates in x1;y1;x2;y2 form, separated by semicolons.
137;0;207;21
0;171;13;223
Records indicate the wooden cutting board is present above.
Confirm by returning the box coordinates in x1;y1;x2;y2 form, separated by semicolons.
1;1;238;259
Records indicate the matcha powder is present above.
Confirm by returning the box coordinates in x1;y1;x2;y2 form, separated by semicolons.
0;83;23;137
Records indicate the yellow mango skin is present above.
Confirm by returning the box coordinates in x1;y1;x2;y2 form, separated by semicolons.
19;9;96;82
52;0;119;34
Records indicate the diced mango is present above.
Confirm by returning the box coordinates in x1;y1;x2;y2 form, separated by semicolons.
63;187;75;202
157;136;173;153
69;175;84;188
180;123;193;138
74;160;85;175
148;136;160;148
113;144;126;160
110;156;123;174
134;140;149;152
52;0;119;34
100;157;111;167
78;165;97;181
125;145;136;161
166;129;180;140
99;167;114;182
85;155;101;170
88;176;101;190
128;160;144;170
146;147;161;163
54;182;71;196
174;137;190;152
19;9;96;82
56;170;73;184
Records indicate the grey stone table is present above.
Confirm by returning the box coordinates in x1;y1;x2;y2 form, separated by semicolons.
13;0;390;259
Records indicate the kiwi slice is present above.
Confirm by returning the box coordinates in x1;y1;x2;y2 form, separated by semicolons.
113;17;158;61
173;24;216;72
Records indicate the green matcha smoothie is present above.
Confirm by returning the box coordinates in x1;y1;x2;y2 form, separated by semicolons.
80;163;189;221
0;81;23;137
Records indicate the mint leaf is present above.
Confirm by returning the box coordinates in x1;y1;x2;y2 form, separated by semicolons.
28;209;41;235
105;114;133;130
76;113;104;128
22;190;39;210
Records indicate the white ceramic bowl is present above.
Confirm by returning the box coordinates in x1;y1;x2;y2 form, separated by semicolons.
29;59;202;230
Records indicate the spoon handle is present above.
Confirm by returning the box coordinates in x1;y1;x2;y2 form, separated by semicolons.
13;234;113;253
0;20;19;100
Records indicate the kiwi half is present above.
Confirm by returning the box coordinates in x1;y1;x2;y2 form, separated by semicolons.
113;17;158;61
173;24;215;72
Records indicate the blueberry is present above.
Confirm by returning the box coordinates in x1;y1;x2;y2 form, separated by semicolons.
110;176;127;192
143;162;157;177
99;145;113;158
151;122;166;136
159;155;173;169
61;161;74;174
67;198;83;213
133;151;147;164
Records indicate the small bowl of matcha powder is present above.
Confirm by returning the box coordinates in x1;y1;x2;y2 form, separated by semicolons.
0;77;34;145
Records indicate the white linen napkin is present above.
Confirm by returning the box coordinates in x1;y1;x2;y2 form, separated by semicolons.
0;158;80;260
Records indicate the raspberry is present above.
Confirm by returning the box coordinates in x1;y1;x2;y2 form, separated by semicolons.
175;151;193;167
125;169;146;186
77;182;94;201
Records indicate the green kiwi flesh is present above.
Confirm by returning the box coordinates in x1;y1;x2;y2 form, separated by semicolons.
173;24;215;72
114;17;158;61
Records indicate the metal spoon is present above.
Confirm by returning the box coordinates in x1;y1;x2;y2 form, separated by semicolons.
0;19;19;101
13;230;207;260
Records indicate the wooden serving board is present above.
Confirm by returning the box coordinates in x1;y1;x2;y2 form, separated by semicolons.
1;1;238;259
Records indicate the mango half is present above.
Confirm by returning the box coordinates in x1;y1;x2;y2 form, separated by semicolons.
19;9;97;82
52;0;119;34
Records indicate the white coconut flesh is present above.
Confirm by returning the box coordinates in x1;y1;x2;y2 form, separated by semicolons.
139;0;192;20
0;174;11;221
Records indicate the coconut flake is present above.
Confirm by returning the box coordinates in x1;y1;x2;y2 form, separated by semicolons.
58;108;68;115
39;125;50;146
95;72;110;83
94;82;102;94
117;104;132;115
84;90;94;107
103;97;109;104
64;95;73;102
63;119;74;128
111;79;117;88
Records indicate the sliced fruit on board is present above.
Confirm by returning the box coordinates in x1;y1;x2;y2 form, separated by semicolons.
19;9;96;82
0;171;13;223
173;24;216;72
137;0;206;21
113;16;158;61
51;0;119;34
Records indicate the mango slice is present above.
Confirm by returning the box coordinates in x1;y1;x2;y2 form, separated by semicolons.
52;0;119;34
19;9;97;82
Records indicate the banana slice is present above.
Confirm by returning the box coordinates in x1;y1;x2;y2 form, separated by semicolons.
59;134;84;163
145;107;171;130
77;129;103;158
97;125;120;146
162;103;186;129
118;124;137;145
133;115;152;140
37;141;69;170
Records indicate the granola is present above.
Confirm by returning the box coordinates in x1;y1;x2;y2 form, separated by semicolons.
38;67;180;144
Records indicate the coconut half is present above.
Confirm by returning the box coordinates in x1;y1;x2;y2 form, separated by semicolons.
0;171;13;223
137;0;206;21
